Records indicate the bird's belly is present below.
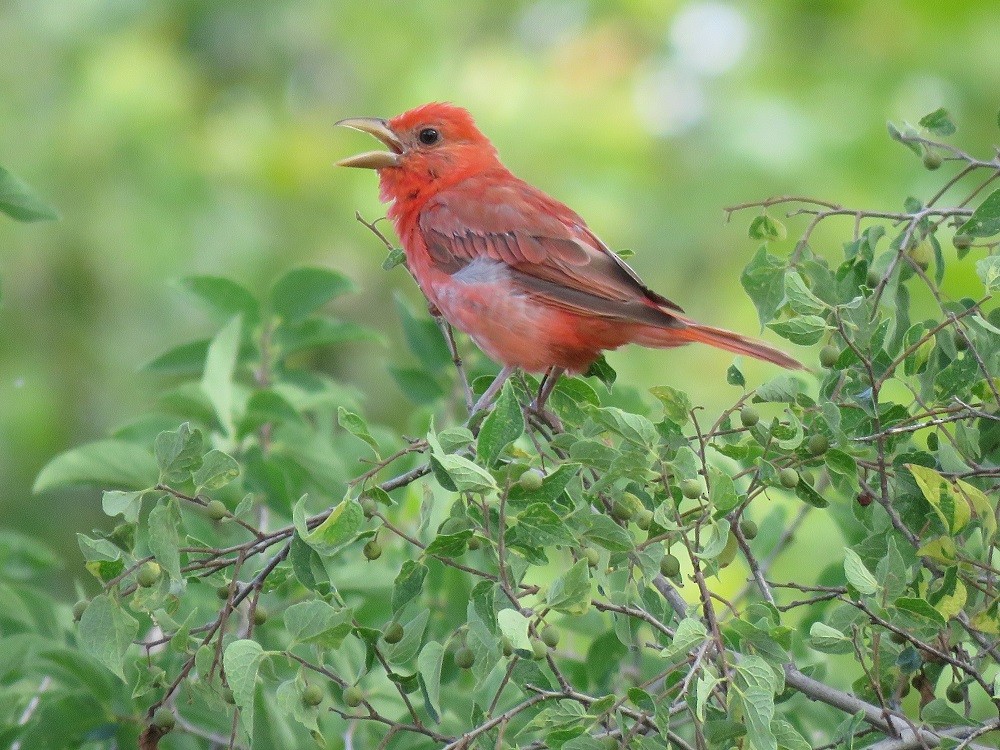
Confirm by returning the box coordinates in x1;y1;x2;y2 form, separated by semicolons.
423;259;629;373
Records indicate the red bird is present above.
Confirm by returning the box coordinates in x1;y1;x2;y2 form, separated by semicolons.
337;103;800;411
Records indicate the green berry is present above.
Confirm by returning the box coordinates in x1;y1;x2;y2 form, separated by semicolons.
467;535;482;551
151;707;175;731
363;540;382;560
634;508;653;530
253;606;268;626
952;233;972;250
216;584;231;600
501;636;514;657
739;519;758;540
807;434;829;456
517;469;545;491
611;498;634;522
717;532;739;568
680;479;702;499
922;149;943;170
945;683;965;704
343;686;364;708
206;499;227;521
659;553;680;578
540;625;560;648
531;639;548;660
455;646;475;669
819;345;840;368
909;239;933;270
302;684;324;706
585;547;601;568
740;406;760;427
138;561;162;588
779;468;799;489
72;599;88;622
955;331;969;351
360;496;378;518
383;622;404;644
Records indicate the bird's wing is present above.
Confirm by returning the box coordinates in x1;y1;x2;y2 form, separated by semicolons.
419;174;685;328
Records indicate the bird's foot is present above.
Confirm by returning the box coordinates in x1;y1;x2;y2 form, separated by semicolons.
526;402;563;432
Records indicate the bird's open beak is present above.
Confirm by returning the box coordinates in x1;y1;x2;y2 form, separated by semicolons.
335;117;404;169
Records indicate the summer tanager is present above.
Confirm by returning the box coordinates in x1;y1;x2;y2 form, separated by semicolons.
337;103;801;410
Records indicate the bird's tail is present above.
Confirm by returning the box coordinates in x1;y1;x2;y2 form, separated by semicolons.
636;320;804;370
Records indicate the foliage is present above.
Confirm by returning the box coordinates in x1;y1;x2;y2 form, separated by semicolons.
4;115;1000;749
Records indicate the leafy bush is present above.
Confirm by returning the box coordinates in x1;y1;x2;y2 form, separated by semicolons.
5;112;1000;749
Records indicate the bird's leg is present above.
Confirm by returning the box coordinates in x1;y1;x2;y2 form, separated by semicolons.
471;365;517;415
528;367;565;430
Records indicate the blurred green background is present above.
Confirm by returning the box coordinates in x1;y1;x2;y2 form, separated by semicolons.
2;0;997;593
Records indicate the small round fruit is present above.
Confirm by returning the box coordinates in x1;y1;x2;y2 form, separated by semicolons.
945;683;965;704
151;707;175;731
206;499;227;521
531;639;548;660
383;622;404;644
740;406;760;428
540;625;560;648
717;532;739;568
659;553;680;578
302;684;324;706
611;498;634;522
455;646;475;669
223;687;236;704
739;519;758;540
954;332;969;351
585;548;601;568
889;631;907;644
807;434;829;456
634;508;653;530
908;239;933;270
517;469;544;491
363;540;382;560
680;479;702;499
360;497;377;518
72;599;88;622
952;234;972;251
819;345;840;368
216;585;231;600
343;686;365;707
467;535;481;551
856;491;874;507
779;468;799;489
253;606;268;626
922;149;943;170
138;561;162;588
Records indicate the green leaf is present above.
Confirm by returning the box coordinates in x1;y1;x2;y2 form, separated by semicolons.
584;354;617;389
767;315;828;345
582;514;634;552
142;339;212;376
383;246;406;270
663;617;708;658
959;189;1000;238
649;384;692;425
478;382;525;466
275;679;320;734
546;559;591;615
907;464;970;534
733;656;778;750
427;430;497;493
79;594;139;680
417;641;444;722
512;503;578;548
808;622;853;654
784;270;826;315
193;449;240;491
385;609;431;664
202;315;242;436
894;597;947;627
297;496;364;557
274;318;377;355
843;548;879;596
154;422;203;484
919;107;956;136
975;255;1000;291
389;365;445;404
101;490;143;524
179;276;259;325
34;440;158;493
148;498;182;581
224;639;267;739
727;364;746;388
771;718;812;750
748;214;787;241
283;600;352;648
394;294;451;371
0;165;59;222
741;247;786;328
392;560;428;613
337;407;380;456
270;267;354;323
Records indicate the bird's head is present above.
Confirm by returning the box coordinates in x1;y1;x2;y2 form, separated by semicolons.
336;103;502;205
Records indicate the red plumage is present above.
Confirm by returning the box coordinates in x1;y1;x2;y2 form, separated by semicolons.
338;103;801;378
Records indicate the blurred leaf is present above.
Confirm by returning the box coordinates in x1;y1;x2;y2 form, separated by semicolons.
650;384;692;425
0;165;58;222
389;366;445;404
154;422;203;484
784;271;826;316
808;622;853;654
417;641;444;723
142;339;211;376
959;189;1000;238
383;247;406;270
179;277;259;325
919;108;956;136
478;382;524;466
201;315;242;436
274;318;378;355
34;440;157;493
394;294;451;371
748;214;787;241
338;407;379;457
270;267;354;323
79;594;138;680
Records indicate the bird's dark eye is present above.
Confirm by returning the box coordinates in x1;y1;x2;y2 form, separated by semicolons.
418;128;440;145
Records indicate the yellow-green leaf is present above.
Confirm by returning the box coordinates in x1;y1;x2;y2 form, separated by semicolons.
907;464;970;534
